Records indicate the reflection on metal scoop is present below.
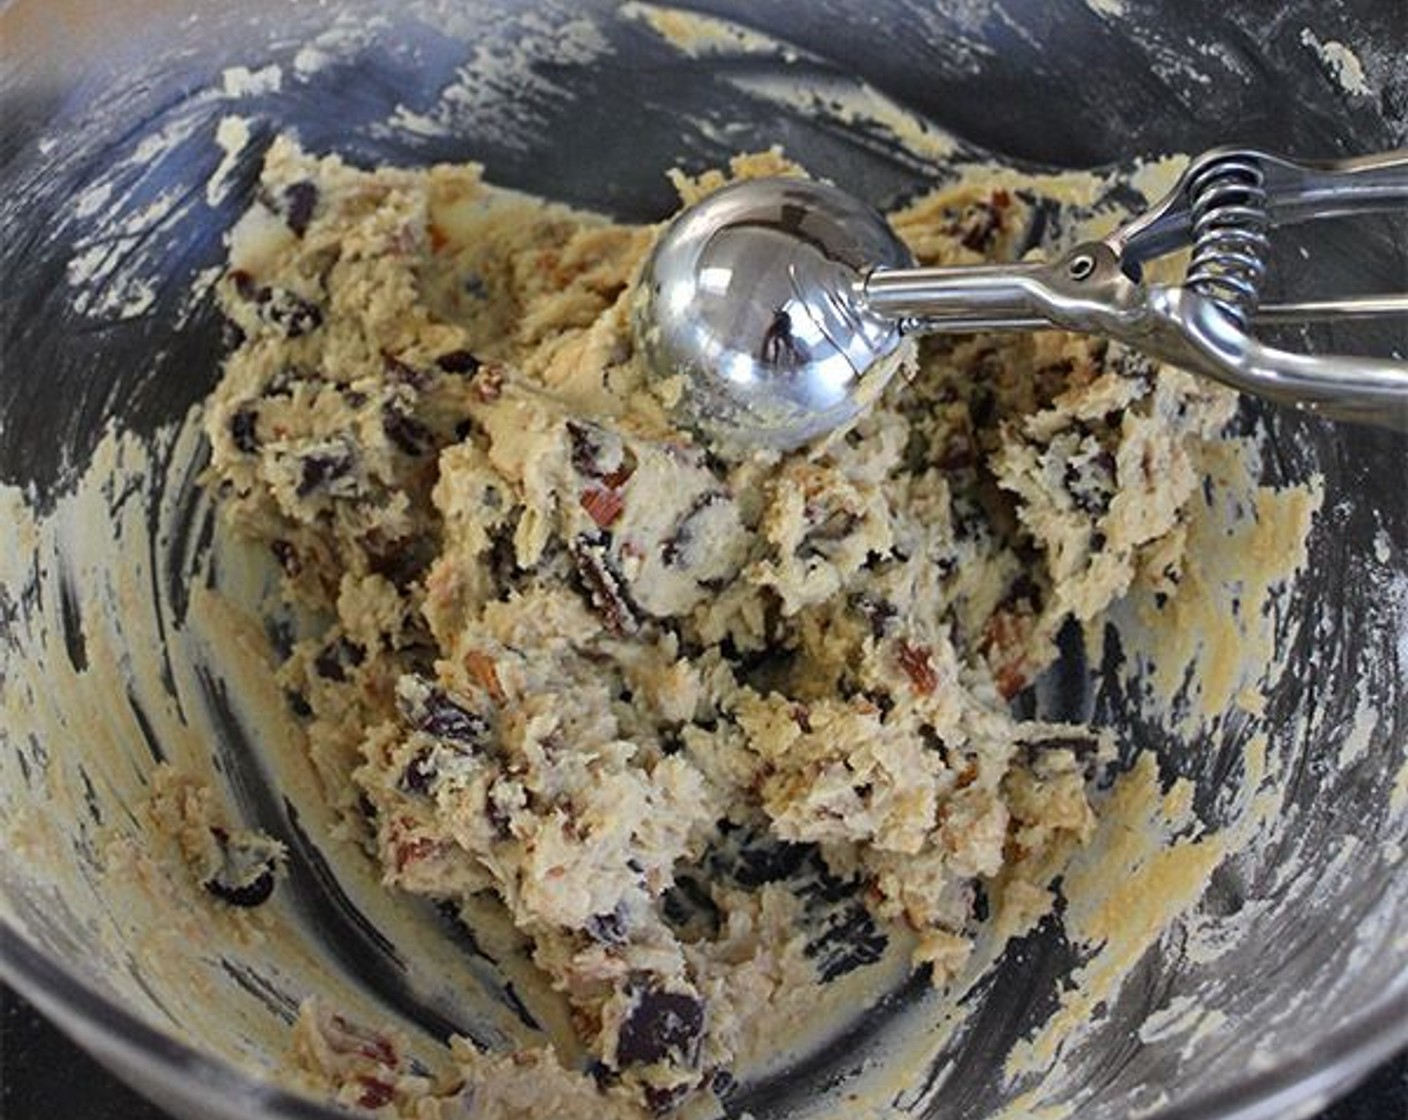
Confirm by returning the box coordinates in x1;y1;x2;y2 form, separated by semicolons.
635;178;914;450
635;149;1408;452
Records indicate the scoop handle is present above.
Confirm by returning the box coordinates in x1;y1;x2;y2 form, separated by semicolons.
862;261;1056;332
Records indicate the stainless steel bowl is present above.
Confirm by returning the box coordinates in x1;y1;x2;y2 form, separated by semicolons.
2;3;1405;1119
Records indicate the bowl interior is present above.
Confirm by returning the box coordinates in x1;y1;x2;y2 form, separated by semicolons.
2;3;1405;1119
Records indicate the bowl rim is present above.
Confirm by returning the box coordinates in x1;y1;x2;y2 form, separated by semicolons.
3;911;1406;1120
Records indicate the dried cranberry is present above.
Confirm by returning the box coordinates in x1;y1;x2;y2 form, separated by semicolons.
355;1076;396;1109
615;982;704;1067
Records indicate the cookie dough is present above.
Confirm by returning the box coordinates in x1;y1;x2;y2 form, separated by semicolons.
202;138;1235;1115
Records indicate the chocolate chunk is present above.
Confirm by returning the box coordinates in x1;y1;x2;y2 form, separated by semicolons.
220;316;246;351
798;506;862;559
398;747;437;796
398;677;492;746
202;826;281;908
282;180;319;237
365;533;434;590
229;268;258;301
314;636;366;682
661;873;721;940
971;882;990;923
660;491;727;568
422;693;489;744
382;404;434;456
383;351;429;389
285;689;312;718
1004;573;1039;607
262;288;323;338
227;272;320;338
260;366;299;399
643;1084;691;1114
232;274;323;338
436;349;481;375
567;421;605;474
849;592;898;639
955;191;1011;253
918;725;951;763
615;983;704;1067
566;420;637;486
270;539;301;576
1022;733;1101;760
585;906;629;946
296;446;355;497
569;539;640;636
229;408;260;453
1062;455;1115;516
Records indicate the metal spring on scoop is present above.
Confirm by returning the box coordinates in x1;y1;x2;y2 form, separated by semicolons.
1185;155;1272;327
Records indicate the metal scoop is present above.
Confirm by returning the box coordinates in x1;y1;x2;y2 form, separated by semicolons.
635;147;1408;451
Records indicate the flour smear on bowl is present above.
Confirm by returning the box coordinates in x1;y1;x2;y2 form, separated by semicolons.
6;5;1398;1120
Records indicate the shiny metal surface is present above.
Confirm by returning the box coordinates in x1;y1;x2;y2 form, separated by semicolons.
639;149;1408;449
635;177;912;450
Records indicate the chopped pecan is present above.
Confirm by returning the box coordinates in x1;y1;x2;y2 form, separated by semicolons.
580;486;625;529
897;640;939;695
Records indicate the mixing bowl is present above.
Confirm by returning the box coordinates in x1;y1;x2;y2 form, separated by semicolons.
2;2;1405;1119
